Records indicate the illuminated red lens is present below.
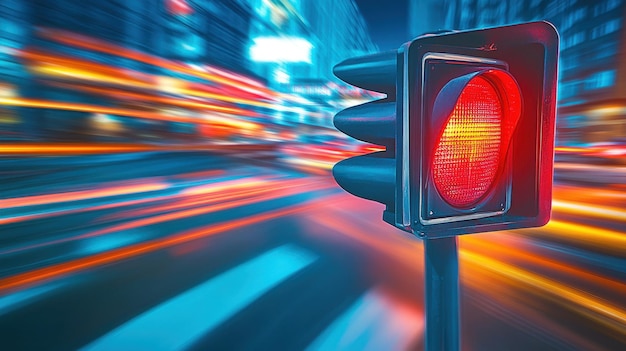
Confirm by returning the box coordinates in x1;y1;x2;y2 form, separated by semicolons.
432;75;505;208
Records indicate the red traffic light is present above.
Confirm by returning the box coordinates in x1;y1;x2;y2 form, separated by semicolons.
332;21;559;238
432;69;522;208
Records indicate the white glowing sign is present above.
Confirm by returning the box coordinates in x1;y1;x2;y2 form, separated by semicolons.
250;37;313;63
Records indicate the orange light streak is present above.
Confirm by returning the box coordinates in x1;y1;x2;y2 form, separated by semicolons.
0;143;159;155
0;97;260;130
0;176;269;227
0;194;164;227
46;83;258;117
84;179;329;239
101;176;281;221
461;235;626;292
1;178;329;255
529;220;626;253
22;48;315;116
18;49;269;115
461;250;626;336
553;184;626;208
0;143;273;156
32;64;154;91
0;182;168;209
0;193;345;294
555;146;594;153
552;199;626;222
36;28;277;99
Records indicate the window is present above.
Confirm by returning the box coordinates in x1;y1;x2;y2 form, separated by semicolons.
559;80;582;99
591;19;622;39
586;70;616;90
595;0;623;16
562;31;585;49
594;43;618;59
560;54;579;70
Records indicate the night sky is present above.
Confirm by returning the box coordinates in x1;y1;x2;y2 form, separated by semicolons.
354;0;410;51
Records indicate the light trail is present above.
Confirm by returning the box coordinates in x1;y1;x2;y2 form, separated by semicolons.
29;54;275;112
300;195;424;280
552;199;626;222
17;49;277;117
524;220;626;254
461;235;625;292
0;182;168;210
553;183;626;207
461;249;626;337
0;193;345;294
0;97;260;130
555;146;595;153
0;142;272;156
78;179;330;240
0;177;330;257
98;176;300;221
46;82;269;119
21;48;322;116
0;143;160;155
35;28;277;100
0;175;274;227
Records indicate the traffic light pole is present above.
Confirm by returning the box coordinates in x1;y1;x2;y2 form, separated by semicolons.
424;236;460;351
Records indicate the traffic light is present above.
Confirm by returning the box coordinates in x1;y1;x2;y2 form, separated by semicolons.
333;21;559;238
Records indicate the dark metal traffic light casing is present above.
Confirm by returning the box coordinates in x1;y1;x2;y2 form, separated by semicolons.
333;21;559;239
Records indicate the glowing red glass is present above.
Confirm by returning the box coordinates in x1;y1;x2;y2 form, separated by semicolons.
432;71;521;208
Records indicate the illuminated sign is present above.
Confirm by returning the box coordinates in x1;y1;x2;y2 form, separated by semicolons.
250;37;313;63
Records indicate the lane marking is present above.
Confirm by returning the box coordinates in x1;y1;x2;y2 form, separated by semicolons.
307;288;423;351
82;244;317;351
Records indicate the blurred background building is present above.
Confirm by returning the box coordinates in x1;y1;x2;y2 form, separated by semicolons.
410;0;626;146
1;0;625;150
248;0;377;86
0;0;378;144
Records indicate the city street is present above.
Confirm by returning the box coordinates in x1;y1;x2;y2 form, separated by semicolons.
0;152;624;350
2;0;626;350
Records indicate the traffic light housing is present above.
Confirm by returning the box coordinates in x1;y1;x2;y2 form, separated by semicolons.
333;21;559;238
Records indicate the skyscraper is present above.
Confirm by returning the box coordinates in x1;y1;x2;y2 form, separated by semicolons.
429;0;626;145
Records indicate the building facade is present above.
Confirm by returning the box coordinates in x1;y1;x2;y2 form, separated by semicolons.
410;0;626;145
247;0;378;87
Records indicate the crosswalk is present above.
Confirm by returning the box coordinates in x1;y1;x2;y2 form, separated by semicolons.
82;244;318;351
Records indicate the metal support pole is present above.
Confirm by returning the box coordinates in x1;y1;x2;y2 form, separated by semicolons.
424;236;460;351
